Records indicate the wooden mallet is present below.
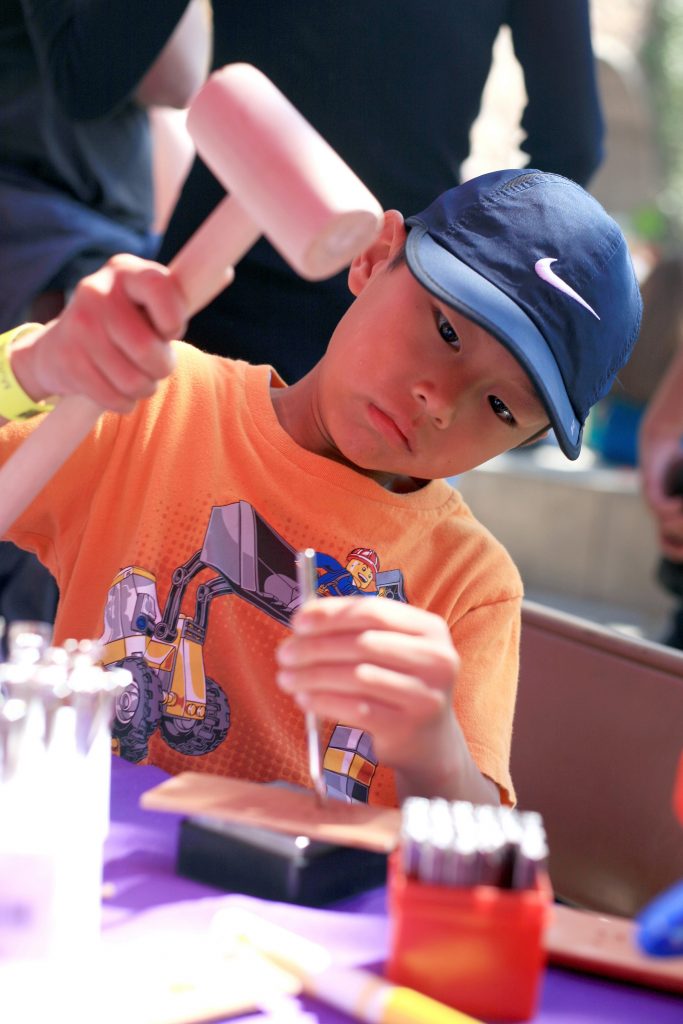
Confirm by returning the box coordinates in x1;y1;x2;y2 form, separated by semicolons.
0;63;383;536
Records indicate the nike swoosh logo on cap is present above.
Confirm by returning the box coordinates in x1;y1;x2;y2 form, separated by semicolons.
534;258;600;320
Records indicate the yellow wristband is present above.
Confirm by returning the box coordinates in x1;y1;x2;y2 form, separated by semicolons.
0;324;55;421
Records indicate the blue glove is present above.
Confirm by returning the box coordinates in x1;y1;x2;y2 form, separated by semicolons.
637;878;683;956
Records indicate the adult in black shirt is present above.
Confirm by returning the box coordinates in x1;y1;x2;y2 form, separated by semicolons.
0;0;212;632
0;0;211;328
160;0;604;383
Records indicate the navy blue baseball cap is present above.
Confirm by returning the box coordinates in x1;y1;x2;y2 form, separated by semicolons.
405;169;643;459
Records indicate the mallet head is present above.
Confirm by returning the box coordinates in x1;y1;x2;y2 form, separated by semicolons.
186;63;384;280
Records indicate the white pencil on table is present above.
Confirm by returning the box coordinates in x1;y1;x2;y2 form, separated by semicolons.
212;907;485;1024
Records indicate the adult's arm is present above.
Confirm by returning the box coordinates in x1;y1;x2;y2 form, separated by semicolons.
508;0;604;185
134;0;212;109
639;345;683;561
19;0;212;118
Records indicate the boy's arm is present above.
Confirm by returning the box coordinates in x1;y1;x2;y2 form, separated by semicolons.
276;598;503;805
0;254;187;428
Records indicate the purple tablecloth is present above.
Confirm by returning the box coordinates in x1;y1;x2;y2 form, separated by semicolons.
104;756;683;1024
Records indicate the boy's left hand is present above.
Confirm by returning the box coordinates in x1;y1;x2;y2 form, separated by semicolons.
276;597;463;790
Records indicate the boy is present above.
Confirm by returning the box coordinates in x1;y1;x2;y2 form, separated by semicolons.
0;169;642;808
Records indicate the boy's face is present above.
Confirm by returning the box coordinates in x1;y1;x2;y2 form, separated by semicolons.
311;214;549;483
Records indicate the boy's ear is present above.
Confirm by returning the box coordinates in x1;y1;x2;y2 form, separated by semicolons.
347;210;407;296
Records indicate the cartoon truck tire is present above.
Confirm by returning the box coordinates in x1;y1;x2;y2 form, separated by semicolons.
111;655;163;763
159;676;230;756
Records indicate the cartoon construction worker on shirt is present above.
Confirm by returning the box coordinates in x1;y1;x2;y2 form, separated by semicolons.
315;547;386;597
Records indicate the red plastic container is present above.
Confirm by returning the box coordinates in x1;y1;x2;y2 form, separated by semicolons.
386;852;552;1021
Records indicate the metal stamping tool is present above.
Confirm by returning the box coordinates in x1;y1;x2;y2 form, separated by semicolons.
511;816;549;890
399;798;548;890
296;548;327;805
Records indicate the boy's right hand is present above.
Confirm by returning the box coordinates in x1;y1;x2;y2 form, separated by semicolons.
11;254;188;414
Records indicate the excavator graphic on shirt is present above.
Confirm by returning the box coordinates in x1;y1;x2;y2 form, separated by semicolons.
99;500;406;800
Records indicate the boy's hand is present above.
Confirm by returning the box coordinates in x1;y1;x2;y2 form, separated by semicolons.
276;597;498;803
11;254;188;414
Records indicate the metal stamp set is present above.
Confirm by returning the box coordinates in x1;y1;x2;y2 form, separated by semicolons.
388;796;552;1022
399;796;549;891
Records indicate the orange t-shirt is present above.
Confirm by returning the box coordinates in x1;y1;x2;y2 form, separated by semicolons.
3;344;522;804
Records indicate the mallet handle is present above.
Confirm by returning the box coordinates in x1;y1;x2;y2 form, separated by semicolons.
168;193;261;315
0;396;101;537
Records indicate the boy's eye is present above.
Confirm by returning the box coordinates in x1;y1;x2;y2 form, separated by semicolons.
489;395;517;427
437;313;460;350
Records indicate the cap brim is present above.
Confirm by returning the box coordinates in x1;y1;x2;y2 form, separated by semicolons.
405;224;583;459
